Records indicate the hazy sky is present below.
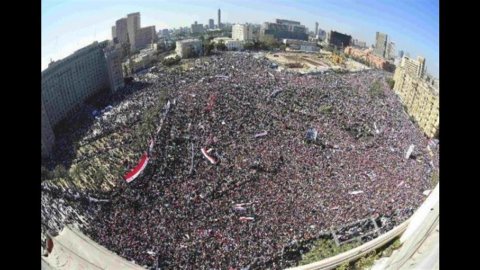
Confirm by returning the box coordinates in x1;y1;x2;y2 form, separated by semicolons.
42;0;439;77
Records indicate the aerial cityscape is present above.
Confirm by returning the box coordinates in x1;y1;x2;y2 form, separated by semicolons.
41;1;439;269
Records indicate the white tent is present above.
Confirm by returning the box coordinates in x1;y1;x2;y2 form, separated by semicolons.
41;226;145;270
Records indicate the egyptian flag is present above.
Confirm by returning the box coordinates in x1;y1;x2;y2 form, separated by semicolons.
201;147;218;164
124;152;149;183
239;217;254;222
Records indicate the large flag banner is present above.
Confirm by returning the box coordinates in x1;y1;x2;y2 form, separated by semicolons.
124;153;149;183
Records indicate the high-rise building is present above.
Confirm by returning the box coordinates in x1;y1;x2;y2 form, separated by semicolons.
111;26;117;41
218;9;222;29
260;19;308;41
352;39;367;48
41;41;124;157
191;21;205;34
113;12;156;52
328;31;352;49
393;56;438;138
209;19;214;29
400;56;426;78
115;18;128;45
316;29;326;41
374;32;388;58
104;46;125;93
135;26;156;51
315;22;319;36
41;99;55;158
159;29;170;38
127;12;141;51
398;50;404;58
387;41;396;60
232;24;253;41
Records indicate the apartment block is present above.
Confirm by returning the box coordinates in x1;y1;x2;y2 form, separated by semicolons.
393;57;439;138
41;41;124;157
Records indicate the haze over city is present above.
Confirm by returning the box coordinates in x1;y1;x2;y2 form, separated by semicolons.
42;0;439;77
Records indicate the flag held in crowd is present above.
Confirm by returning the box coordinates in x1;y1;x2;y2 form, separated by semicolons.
239;217;254;222
201;147;218;164
124;153;149;183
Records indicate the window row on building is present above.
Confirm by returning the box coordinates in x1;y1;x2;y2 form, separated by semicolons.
41;41;124;157
393;62;439;138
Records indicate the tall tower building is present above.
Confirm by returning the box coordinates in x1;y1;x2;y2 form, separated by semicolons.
232;24;253;41
218;9;221;29
111;26;117;41
315;22;319;36
417;56;426;78
387;41;396;60
127;12;141;51
115;18;128;45
401;55;426;78
374;32;388;58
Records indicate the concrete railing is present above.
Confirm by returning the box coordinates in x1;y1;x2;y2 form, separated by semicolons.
288;183;439;270
287;220;410;270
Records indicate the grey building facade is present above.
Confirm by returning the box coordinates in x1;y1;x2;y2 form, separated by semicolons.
115;18;128;45
41;41;124;157
374;32;388;58
328;31;352;49
41;99;55;158
135;26;157;51
261;19;308;41
114;12;156;52
191;21;204;34
127;12;141;51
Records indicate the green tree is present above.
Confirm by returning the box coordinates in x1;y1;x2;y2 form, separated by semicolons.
163;55;181;66
244;42;254;51
204;42;215;56
52;164;68;179
215;41;227;51
369;80;385;98
262;35;280;49
41;166;52;181
387;78;395;89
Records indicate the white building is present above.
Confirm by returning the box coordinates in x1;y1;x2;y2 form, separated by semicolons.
282;39;318;52
400;56;426;78
175;39;203;58
130;44;158;72
232;24;254;41
213;37;244;51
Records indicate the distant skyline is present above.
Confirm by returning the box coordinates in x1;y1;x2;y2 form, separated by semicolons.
42;0;439;77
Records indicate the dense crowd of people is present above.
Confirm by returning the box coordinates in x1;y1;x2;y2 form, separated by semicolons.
42;52;439;269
